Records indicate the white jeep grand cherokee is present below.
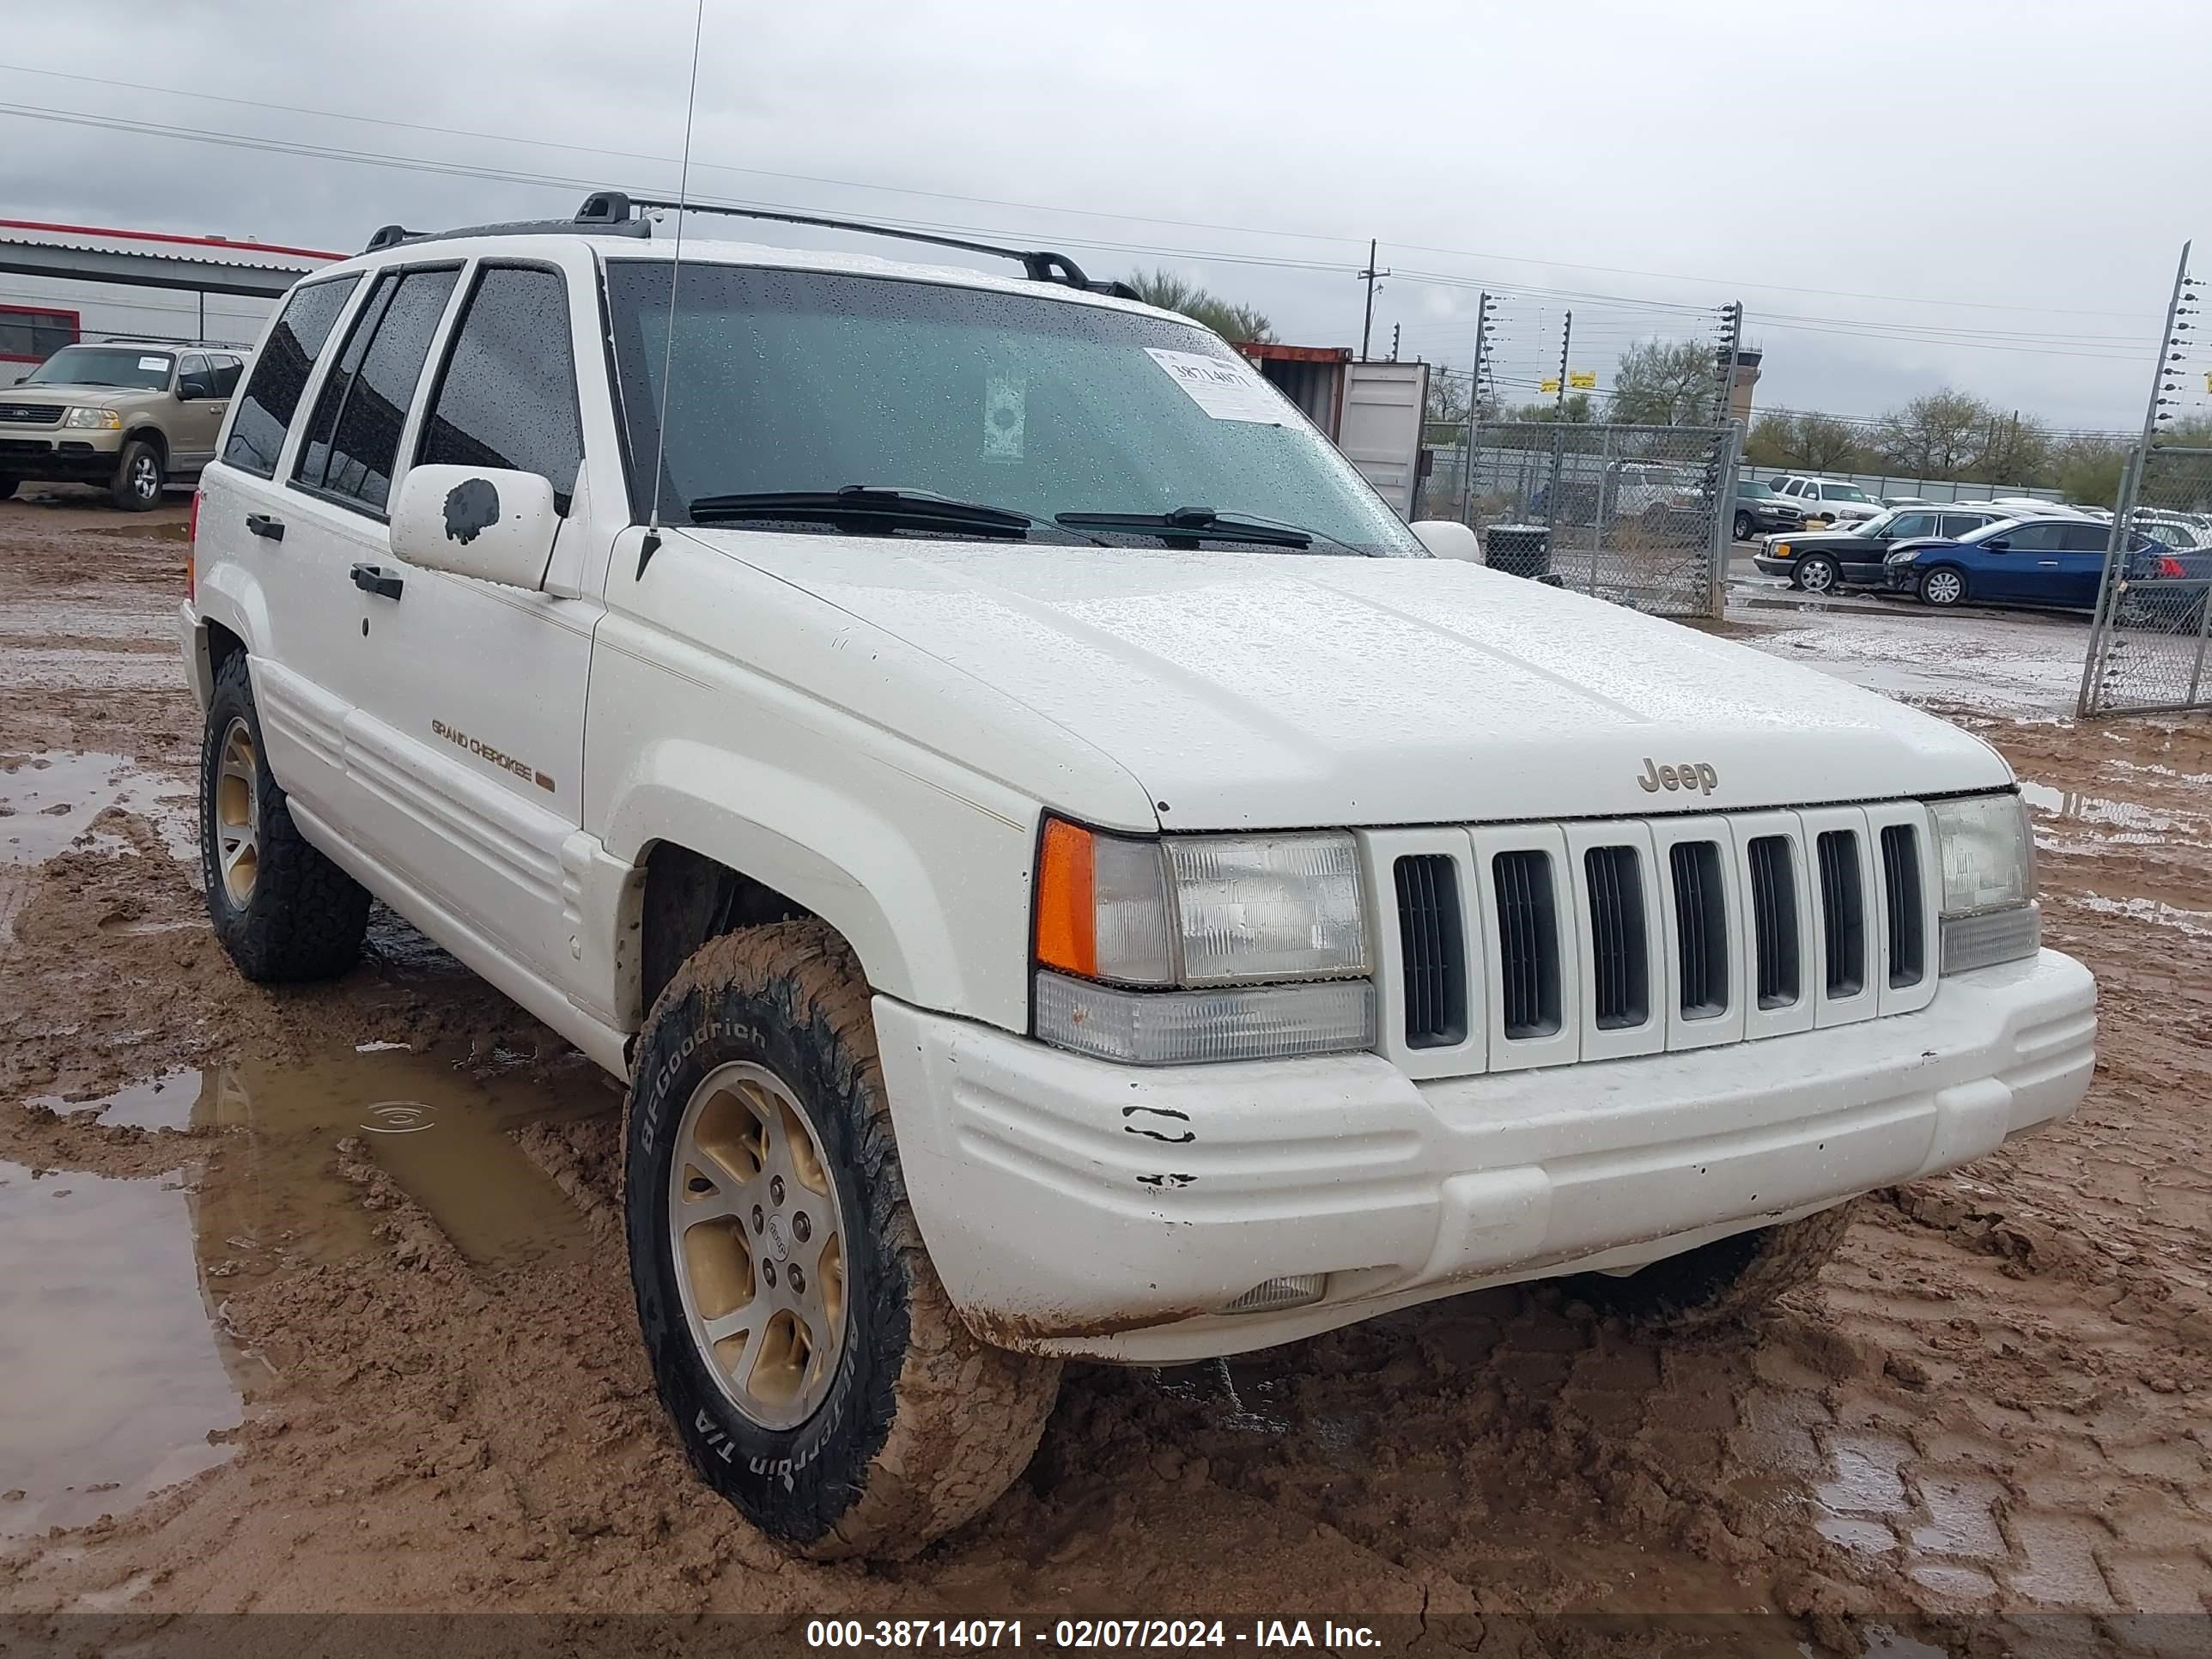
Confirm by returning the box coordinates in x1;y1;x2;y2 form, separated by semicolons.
179;192;2094;1560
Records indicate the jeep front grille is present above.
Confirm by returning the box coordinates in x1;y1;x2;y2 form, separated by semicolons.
1816;830;1865;997
1583;845;1649;1030
1491;848;1561;1040
1881;823;1925;989
1745;835;1801;1011
1380;804;1937;1073
1669;840;1729;1019
1393;854;1467;1048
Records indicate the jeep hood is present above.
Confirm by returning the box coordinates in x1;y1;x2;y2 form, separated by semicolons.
706;536;2011;831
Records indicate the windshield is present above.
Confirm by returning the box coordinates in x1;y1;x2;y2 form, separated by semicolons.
1739;479;1776;499
604;261;1424;556
22;346;173;390
1822;482;1873;502
1845;507;1898;538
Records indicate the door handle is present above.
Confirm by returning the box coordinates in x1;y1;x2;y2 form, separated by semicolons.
245;514;284;542
349;562;404;600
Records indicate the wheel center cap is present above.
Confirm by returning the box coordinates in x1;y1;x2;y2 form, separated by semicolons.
766;1214;790;1261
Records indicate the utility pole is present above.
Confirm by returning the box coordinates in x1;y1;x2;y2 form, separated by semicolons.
1712;301;1745;428
1461;293;1495;522
1357;239;1389;361
1553;311;1573;416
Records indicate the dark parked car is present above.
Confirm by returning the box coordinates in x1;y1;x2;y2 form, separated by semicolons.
1732;477;1804;541
1753;503;2011;593
1881;518;2172;611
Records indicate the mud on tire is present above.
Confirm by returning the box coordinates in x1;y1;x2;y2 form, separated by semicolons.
624;919;1062;1559
201;652;371;981
1567;1200;1858;1330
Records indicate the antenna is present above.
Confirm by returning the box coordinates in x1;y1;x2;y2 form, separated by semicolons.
638;0;708;580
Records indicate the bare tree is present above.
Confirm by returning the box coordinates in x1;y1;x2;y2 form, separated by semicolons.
1875;390;1993;478
1123;269;1276;343
1607;338;1718;426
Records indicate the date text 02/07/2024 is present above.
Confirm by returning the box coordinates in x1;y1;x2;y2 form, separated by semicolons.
803;1619;1381;1650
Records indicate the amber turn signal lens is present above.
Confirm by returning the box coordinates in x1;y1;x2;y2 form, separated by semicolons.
1034;817;1097;976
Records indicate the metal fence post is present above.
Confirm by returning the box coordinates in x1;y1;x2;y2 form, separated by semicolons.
2077;444;2143;719
1710;422;1741;620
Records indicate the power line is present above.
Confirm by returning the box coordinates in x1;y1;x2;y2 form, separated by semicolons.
0;94;2166;374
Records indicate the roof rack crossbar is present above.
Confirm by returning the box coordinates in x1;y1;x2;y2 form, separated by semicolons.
617;193;1104;288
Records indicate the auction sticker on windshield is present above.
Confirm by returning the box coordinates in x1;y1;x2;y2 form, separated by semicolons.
1143;348;1286;424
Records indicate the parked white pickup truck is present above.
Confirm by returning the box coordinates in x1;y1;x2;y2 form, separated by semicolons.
179;192;2094;1561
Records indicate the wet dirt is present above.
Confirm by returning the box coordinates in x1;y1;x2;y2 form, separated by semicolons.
3;497;2210;1632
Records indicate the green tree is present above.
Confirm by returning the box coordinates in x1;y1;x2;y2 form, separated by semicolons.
2052;436;2129;507
1607;338;1718;426
1509;392;1595;425
1744;410;1869;473
1123;269;1276;343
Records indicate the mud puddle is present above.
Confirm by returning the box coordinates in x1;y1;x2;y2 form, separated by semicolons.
2;1047;620;1538
0;1160;246;1539
0;752;196;865
49;1046;620;1267
2018;780;2201;838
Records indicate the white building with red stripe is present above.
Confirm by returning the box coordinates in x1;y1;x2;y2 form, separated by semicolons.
0;218;342;387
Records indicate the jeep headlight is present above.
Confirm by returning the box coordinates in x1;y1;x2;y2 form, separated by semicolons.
1030;818;1373;1063
1930;793;2039;974
64;407;123;430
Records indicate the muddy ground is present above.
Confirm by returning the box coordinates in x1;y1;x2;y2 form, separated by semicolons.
1;494;2208;1645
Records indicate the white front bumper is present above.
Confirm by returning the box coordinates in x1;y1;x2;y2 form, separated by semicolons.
874;949;2094;1362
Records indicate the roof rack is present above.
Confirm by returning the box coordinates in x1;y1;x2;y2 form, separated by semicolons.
362;191;1141;301
95;333;257;351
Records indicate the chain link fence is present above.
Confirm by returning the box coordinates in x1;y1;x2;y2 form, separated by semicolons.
1416;421;1739;618
2079;446;2212;716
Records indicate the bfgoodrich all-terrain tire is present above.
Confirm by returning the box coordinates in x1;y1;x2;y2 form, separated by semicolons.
625;920;1061;1560
1568;1200;1858;1330
200;652;371;981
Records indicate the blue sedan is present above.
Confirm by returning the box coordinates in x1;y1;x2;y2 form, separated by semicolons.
1881;517;2164;611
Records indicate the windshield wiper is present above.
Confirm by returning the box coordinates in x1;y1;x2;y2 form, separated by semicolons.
688;485;1038;538
1054;506;1320;550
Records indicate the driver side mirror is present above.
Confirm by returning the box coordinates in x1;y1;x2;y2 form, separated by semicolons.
390;464;559;590
1983;538;2010;553
1409;520;1484;562
177;374;215;401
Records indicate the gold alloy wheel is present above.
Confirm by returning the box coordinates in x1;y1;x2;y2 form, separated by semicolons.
214;717;261;905
669;1060;849;1431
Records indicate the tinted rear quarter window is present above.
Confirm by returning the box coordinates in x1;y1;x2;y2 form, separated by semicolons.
2060;522;2112;553
1938;514;1985;538
417;265;583;507
222;276;361;477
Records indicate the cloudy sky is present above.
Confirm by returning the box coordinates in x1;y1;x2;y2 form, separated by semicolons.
3;0;2203;433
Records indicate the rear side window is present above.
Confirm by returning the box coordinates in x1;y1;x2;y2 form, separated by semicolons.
1938;513;1985;538
211;355;244;398
1888;511;1939;539
295;266;458;514
417;265;583;510
2060;522;2112;553
222;276;360;478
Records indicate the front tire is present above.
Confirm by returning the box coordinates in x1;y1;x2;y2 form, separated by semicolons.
625;920;1061;1560
1918;565;1966;607
200;653;371;981
1732;510;1754;542
110;439;163;512
1569;1200;1858;1330
1793;554;1840;595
